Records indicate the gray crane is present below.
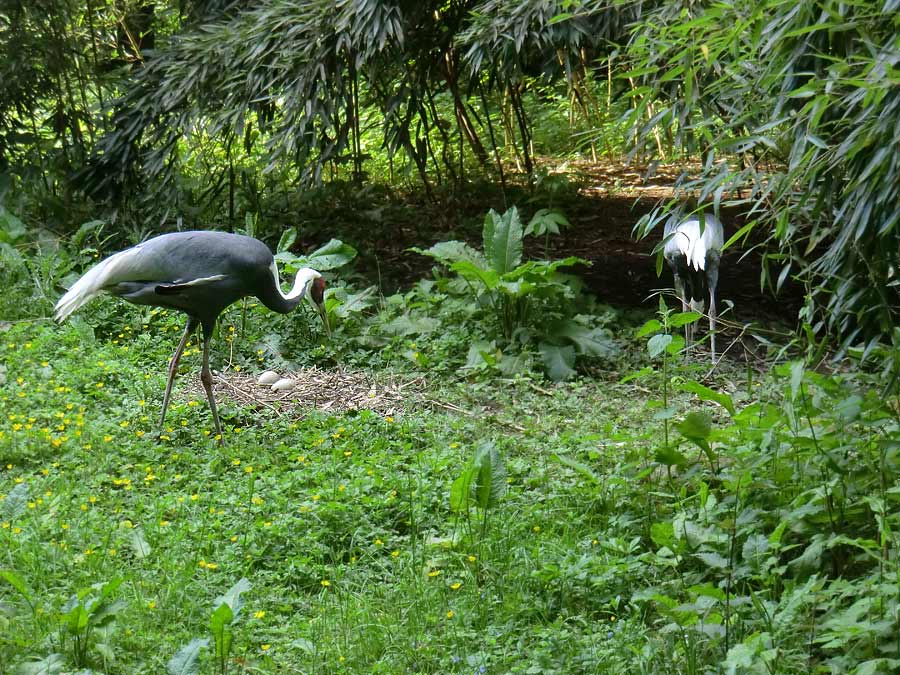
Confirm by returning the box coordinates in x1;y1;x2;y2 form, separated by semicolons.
54;230;326;442
662;213;724;362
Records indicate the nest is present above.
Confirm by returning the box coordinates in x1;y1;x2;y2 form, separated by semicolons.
189;367;416;417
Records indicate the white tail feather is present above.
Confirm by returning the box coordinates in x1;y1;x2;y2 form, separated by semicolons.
54;246;145;322
663;217;724;272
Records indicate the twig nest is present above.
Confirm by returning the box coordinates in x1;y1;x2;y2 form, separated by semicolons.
257;370;281;385
271;378;299;392
192;366;412;416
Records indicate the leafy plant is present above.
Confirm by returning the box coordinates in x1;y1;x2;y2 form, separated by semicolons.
274;232;358;274
414;206;615;379
629;297;692;462
57;578;124;668
450;441;507;564
209;578;251;675
414;206;577;338
524;207;570;258
167;578;252;675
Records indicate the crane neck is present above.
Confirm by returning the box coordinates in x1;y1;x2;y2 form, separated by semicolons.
258;263;321;314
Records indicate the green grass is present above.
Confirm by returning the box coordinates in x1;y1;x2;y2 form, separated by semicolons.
1;295;899;674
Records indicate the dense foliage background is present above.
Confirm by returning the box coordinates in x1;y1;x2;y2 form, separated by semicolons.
1;0;898;353
1;1;899;674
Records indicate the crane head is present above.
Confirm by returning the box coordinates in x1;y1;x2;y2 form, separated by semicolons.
310;276;326;307
308;274;330;336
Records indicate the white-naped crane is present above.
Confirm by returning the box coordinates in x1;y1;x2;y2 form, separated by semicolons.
54;230;327;442
663;213;725;362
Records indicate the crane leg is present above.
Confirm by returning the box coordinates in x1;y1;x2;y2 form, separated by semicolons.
159;316;197;434
199;324;224;444
707;253;721;363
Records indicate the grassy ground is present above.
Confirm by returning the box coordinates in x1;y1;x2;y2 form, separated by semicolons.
1;291;898;674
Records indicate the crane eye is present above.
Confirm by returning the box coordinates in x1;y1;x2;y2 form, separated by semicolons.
310;277;326;305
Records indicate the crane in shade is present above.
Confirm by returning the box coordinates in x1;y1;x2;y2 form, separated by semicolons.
662;213;724;362
54;230;327;441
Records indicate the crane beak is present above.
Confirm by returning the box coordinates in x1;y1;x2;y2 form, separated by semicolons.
316;301;331;337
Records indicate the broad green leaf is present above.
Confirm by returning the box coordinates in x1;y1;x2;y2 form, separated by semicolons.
723;642;756;672
495;279;535;297
482;210;497;266
853;659;900;675
410;240;486;267
655;445;688;466
769;521;788;546
278;239;357;272
71;219;105;247
277;227;297;254
550;321;618;357
666;334;686;355
676;412;712;444
473;442;506;509
551;453;602;484
0;206;27;244
210;602;234;660
130;527;151;559
689;583;727;601
650;521;675;548
669;311;701;328
834;395;862;422
449;260;500;289
382;314;440;336
464;341;498;369
497;351;532;376
213;577;251;618
94;576;124;605
636;319;662;338
525;208;569;237
303;238;357;271
1;570;33;609
653;406;678;421
741;534;770;562
329;286;376;318
1;482;28;520
12;653;65;675
680;380;735;416
648;333;673;358
449;468;475;513
788;537;824;574
62;602;89;633
695;551;729;569
539;343;576;381
485;207;523;274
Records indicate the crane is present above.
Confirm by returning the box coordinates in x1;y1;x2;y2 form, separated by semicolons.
54;230;326;442
662;213;724;362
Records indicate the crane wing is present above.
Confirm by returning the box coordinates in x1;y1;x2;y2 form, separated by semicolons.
54;245;150;322
154;275;227;295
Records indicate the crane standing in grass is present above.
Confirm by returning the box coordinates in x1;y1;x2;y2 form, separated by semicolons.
663;213;725;362
54;230;327;442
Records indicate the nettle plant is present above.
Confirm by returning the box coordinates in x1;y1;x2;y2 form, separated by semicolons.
414;206;617;380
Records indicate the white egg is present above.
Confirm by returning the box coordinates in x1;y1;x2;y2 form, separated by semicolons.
257;370;281;385
271;378;298;391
